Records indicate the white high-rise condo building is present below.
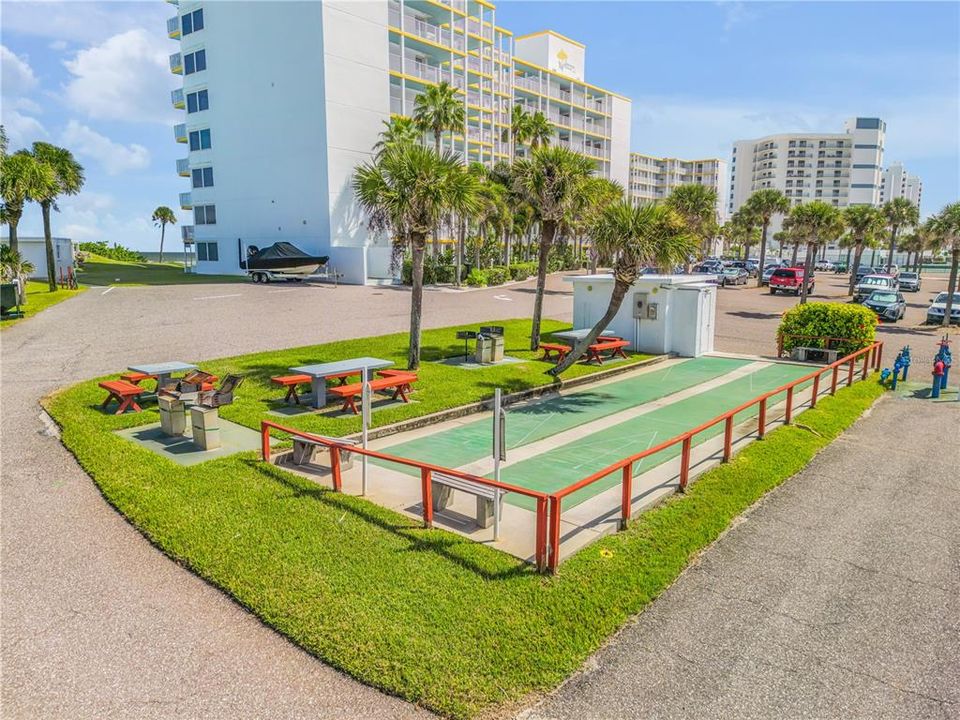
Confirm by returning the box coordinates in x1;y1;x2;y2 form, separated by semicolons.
166;2;631;282
879;162;922;210
628;153;728;222
728;118;886;227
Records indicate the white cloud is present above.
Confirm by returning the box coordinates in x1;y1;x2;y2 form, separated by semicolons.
2;2;169;45
1;110;46;149
63;28;175;123
49;40;69;52
61;120;150;175
1;44;38;95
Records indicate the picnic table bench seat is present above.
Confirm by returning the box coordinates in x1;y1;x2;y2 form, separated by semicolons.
539;342;571;363
586;339;630;365
120;371;157;386
270;373;313;405
327;373;418;414
99;380;145;414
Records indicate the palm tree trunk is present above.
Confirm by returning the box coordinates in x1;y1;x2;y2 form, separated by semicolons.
8;219;19;254
848;243;865;295
550;275;631;375
408;237;426;369
800;243;815;304
503;229;511;266
159;223;166;264
885;226;897;273
41;201;57;292
943;247;959;327
845;246;852;271
456;216;465;287
530;220;555;350
756;220;770;287
791;242;799;267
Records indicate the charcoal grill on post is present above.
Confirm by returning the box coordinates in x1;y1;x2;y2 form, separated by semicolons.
456;330;478;360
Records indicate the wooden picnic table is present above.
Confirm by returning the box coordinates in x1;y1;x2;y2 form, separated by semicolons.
290;357;394;409
549;328;617;344
127;361;198;391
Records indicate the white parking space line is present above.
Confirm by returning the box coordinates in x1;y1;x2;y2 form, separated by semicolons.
267;288;298;294
194;293;243;301
493;294;513;301
100;286;114;295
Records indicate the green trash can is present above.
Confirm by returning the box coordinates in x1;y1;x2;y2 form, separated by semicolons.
0;282;22;318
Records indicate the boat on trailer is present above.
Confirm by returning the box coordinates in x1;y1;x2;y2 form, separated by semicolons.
239;240;329;282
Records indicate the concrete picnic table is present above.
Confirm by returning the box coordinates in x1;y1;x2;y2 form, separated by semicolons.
549;328;617;344
127;361;199;391
290;357;394;409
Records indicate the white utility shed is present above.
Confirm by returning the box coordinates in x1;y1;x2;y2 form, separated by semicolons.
566;274;717;357
1;236;74;280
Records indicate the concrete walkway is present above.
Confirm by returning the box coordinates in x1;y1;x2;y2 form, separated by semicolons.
522;394;960;720
1;277;572;718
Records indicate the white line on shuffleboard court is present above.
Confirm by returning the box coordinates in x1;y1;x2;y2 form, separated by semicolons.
101;286;114;295
194;293;242;301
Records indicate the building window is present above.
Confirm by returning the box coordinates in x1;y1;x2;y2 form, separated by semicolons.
192;166;214;188
853;144;879;149
188;129;211;151
186;89;209;114
184;49;206;75
851;183;876;189
196;241;219;262
181;8;204;36
855;118;881;130
194;204;217;225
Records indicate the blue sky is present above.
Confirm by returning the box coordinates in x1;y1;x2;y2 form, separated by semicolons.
2;1;957;251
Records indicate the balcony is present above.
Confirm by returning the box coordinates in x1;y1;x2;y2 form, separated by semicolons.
466;91;492;109
514;76;541;94
176;157;190;176
408;60;442;84
466;17;493;40
179;191;193;209
466;126;493;144
181;225;194;242
169;52;182;74
167;16;180;39
466;56;490;75
171;88;184;109
174;123;187;143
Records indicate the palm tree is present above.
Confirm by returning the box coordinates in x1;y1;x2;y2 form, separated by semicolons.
723;207;760;260
509;105;531;157
512;145;594;349
842;204;884;295
882;197;919;273
550;202;695;375
373;117;421;158
743;189;789;286
928;202;960;326
664;183;719;259
526;111;553;149
30;142;85;291
412;81;465;155
354;144;479;369
566;177;623;271
787;201;844;304
0;244;35;304
0;151;55;255
151;206;177;264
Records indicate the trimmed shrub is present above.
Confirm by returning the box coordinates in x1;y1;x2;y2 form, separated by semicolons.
508;262;537;281
486;266;509;286
401;258;459;285
778;302;877;357
465;268;488;287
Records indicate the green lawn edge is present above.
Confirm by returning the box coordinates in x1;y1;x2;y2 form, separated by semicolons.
76;253;245;286
0;281;85;329
43;333;886;718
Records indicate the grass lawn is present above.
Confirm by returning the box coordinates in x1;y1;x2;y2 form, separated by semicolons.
76;254;244;286
0;280;85;329
45;321;886;719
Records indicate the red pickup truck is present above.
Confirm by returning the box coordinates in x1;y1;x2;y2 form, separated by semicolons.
769;267;815;296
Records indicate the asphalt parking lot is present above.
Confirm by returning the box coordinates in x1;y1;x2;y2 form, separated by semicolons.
713;270;956;364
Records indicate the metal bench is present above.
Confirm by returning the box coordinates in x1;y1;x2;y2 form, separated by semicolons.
791;346;839;363
290;435;359;470
431;471;503;530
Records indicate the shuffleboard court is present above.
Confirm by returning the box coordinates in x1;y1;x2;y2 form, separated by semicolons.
375;356;752;473
496;361;815;510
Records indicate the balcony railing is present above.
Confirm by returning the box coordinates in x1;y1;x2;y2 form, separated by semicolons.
174;123;187;143
171;88;184;108
514;75;540;93
167;16;180;39
466;127;493;144
169;52;183;74
179;191;192;209
466;56;490;75
181;225;194;242
176;157;190;176
466;91;492;109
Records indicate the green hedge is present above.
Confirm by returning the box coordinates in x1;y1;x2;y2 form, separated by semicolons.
778;302;877;357
508;262;537;280
77;241;145;263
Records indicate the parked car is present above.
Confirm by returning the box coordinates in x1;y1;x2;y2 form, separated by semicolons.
769;267;815;296
862;290;906;323
926;292;960;325
720;266;749;286
760;264;780;286
898;271;922;292
854;274;898;302
854;264;879;280
814;260;835;271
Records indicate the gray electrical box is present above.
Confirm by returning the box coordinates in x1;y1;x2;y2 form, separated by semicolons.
632;292;648;319
647;302;659;320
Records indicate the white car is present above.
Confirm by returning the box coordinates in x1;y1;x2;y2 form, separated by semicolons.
814;260;835;271
854;274;898;302
926;292;960;325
